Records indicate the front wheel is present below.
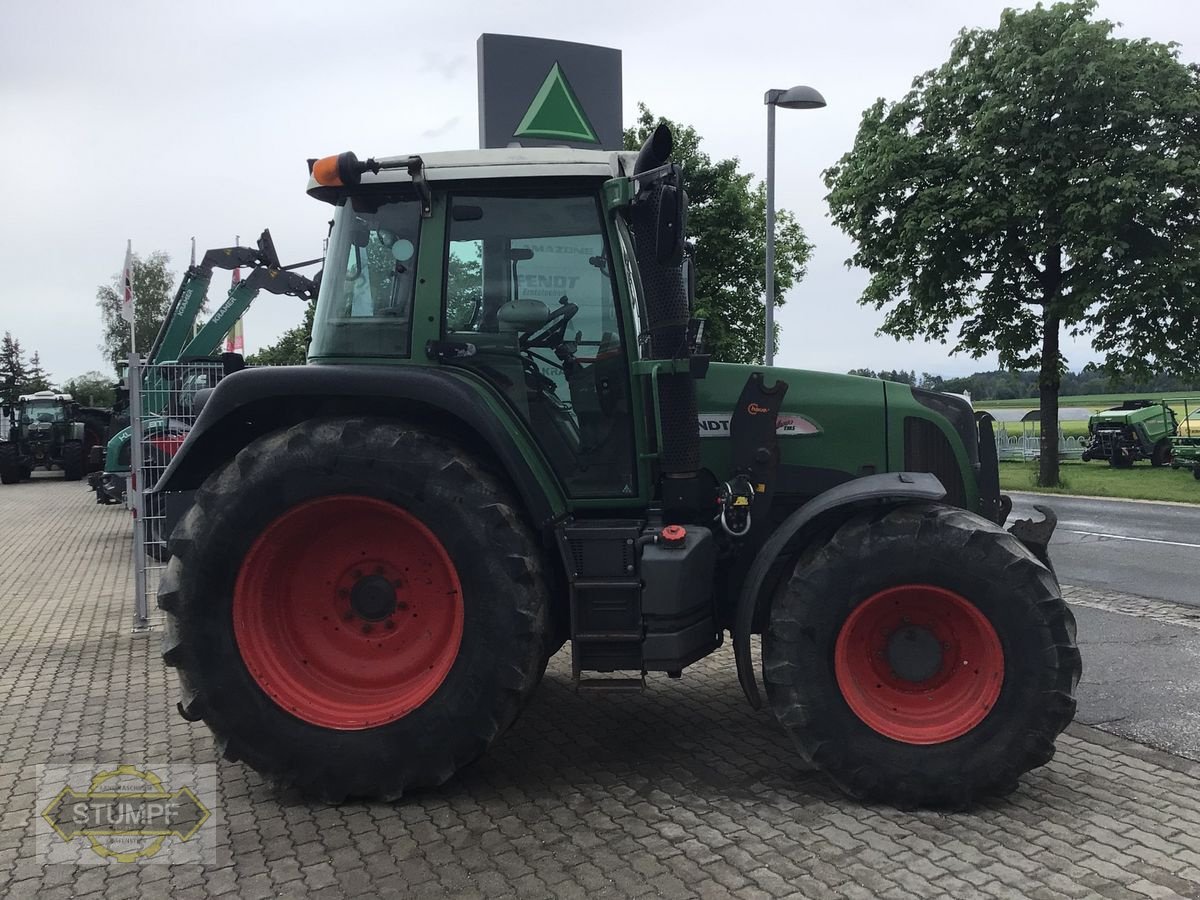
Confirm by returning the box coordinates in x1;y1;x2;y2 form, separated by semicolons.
1151;439;1172;468
763;503;1080;808
159;417;549;800
62;440;83;481
0;442;19;484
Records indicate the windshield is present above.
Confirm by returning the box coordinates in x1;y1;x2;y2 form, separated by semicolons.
310;197;422;359
20;400;64;424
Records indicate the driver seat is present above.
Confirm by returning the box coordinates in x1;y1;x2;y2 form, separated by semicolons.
495;299;549;333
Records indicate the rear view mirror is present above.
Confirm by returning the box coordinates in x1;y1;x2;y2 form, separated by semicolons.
655;179;686;266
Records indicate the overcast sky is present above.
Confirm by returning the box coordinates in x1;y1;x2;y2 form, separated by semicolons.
2;0;1195;382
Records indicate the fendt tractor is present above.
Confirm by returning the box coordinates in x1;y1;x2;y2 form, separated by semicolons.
91;230;317;506
151;126;1080;808
1080;400;1178;467
0;391;99;483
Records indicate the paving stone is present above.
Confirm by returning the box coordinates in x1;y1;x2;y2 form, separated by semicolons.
0;479;1199;899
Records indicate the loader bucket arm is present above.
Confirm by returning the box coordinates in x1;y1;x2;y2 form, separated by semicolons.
178;266;316;360
150;231;274;365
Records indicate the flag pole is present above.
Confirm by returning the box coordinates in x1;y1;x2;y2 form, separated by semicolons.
122;239;137;356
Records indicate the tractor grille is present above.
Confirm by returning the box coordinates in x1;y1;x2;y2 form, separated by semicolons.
904;417;966;507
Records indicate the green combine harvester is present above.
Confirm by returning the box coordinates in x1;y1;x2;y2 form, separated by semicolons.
1080;400;1178;467
151;127;1079;809
89;231;317;505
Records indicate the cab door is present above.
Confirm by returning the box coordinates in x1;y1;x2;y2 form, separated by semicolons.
441;190;637;499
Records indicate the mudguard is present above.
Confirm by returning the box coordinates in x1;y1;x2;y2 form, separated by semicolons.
150;364;566;528
733;471;947;709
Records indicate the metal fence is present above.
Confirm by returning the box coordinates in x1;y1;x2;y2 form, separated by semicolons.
129;354;227;631
994;425;1087;461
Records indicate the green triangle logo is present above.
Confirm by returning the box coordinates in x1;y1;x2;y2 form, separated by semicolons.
514;62;599;144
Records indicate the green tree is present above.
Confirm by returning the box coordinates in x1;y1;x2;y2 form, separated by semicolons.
22;351;52;393
247;301;316;367
624;105;813;364
823;0;1200;486
97;251;176;370
62;371;117;408
0;332;27;407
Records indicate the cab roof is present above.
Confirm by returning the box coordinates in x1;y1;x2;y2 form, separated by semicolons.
307;147;638;201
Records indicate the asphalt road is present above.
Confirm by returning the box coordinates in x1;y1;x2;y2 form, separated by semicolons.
1009;491;1200;607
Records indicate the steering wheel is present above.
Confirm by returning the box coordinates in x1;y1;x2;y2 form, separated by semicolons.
521;296;578;350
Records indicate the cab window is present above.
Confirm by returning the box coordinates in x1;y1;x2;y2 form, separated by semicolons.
443;193;635;498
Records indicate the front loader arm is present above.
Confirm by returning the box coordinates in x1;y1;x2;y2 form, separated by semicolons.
150;233;274;365
179;267;316;360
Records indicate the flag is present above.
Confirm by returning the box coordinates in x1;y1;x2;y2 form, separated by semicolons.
225;317;244;353
120;240;135;324
225;259;243;352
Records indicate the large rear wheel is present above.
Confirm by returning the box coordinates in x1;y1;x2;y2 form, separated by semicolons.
763;503;1080;808
160;417;549;800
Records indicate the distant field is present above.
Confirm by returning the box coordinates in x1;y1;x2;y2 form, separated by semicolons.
984;392;1200;412
999;460;1200;504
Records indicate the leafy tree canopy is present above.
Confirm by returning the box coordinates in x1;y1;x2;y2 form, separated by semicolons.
246;301;315;367
824;0;1200;483
61;371;118;408
97;251;177;370
625;105;813;364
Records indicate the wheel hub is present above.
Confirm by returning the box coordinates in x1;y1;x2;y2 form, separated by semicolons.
233;495;464;730
349;574;398;621
886;625;943;683
834;584;1005;745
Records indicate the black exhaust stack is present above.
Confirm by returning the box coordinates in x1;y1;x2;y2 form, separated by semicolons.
629;125;703;512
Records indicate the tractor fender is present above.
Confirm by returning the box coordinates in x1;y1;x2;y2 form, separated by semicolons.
733;471;947;709
151;364;565;529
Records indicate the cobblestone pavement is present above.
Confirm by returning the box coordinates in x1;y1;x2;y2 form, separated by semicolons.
3;477;1200;898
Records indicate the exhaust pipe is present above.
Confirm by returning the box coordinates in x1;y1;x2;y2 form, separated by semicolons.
629;125;700;480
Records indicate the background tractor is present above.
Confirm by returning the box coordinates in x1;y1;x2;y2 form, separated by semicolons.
0;391;90;483
1081;400;1178;467
151;127;1080;808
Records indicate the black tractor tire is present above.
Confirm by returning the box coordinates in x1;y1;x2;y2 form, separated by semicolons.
763;502;1080;809
0;442;19;484
1109;445;1134;468
1193;468;1200;481
62;440;84;481
159;417;549;801
1151;439;1172;468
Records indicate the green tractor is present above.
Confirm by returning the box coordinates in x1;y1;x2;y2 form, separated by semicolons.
1080;400;1178;467
151;127;1080;808
0;391;89;483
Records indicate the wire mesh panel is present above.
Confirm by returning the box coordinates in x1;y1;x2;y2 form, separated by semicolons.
130;357;226;630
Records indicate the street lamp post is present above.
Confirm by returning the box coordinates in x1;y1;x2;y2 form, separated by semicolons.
764;85;827;366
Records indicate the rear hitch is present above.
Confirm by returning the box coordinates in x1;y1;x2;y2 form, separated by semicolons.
1007;504;1057;571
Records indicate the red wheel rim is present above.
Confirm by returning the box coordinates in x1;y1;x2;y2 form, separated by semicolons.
233;495;463;730
833;584;1003;745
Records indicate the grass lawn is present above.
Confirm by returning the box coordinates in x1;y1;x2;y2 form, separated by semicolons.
999;459;1200;503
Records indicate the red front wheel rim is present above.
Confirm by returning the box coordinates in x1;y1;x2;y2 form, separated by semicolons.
834;584;1004;745
233;495;464;730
